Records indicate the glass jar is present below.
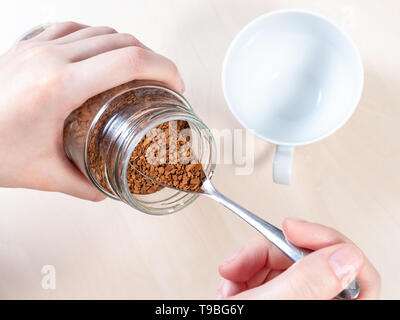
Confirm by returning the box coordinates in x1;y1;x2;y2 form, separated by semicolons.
63;80;216;215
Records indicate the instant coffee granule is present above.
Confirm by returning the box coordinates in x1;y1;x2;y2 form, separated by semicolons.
127;120;205;194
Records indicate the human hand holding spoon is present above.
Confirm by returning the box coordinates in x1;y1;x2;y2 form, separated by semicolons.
130;163;360;300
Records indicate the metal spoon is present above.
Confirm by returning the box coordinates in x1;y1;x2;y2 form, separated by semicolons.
130;164;360;299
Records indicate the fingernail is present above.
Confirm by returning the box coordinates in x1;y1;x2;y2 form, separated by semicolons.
215;292;223;300
217;279;224;291
329;245;363;288
222;251;238;265
219;280;230;298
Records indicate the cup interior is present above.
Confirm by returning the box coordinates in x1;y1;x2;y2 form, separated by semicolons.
222;10;364;145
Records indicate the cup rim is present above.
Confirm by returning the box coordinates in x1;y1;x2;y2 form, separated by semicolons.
221;9;364;147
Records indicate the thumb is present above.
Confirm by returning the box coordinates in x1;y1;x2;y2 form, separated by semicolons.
232;243;364;300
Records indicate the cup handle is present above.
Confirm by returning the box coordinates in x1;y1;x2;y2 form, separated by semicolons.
273;145;294;185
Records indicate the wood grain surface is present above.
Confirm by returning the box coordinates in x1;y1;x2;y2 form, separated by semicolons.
0;0;398;299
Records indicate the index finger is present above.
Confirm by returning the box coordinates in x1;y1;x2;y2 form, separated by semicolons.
218;235;292;283
67;46;185;108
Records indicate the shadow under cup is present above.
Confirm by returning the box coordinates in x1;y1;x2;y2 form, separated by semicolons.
222;10;364;146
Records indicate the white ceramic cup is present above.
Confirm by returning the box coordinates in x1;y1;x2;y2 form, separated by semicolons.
222;10;364;184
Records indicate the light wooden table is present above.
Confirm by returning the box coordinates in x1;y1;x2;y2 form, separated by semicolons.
0;0;399;299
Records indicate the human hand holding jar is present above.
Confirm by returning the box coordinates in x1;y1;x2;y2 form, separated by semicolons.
0;21;184;200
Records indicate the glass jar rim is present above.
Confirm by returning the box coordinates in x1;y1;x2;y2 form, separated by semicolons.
116;110;216;215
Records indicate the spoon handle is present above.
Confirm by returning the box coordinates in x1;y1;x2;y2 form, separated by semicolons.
208;189;360;300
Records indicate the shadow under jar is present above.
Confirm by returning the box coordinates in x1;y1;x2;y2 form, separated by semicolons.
63;80;216;215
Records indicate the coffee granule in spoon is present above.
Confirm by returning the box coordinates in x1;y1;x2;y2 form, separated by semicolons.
127;120;205;194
